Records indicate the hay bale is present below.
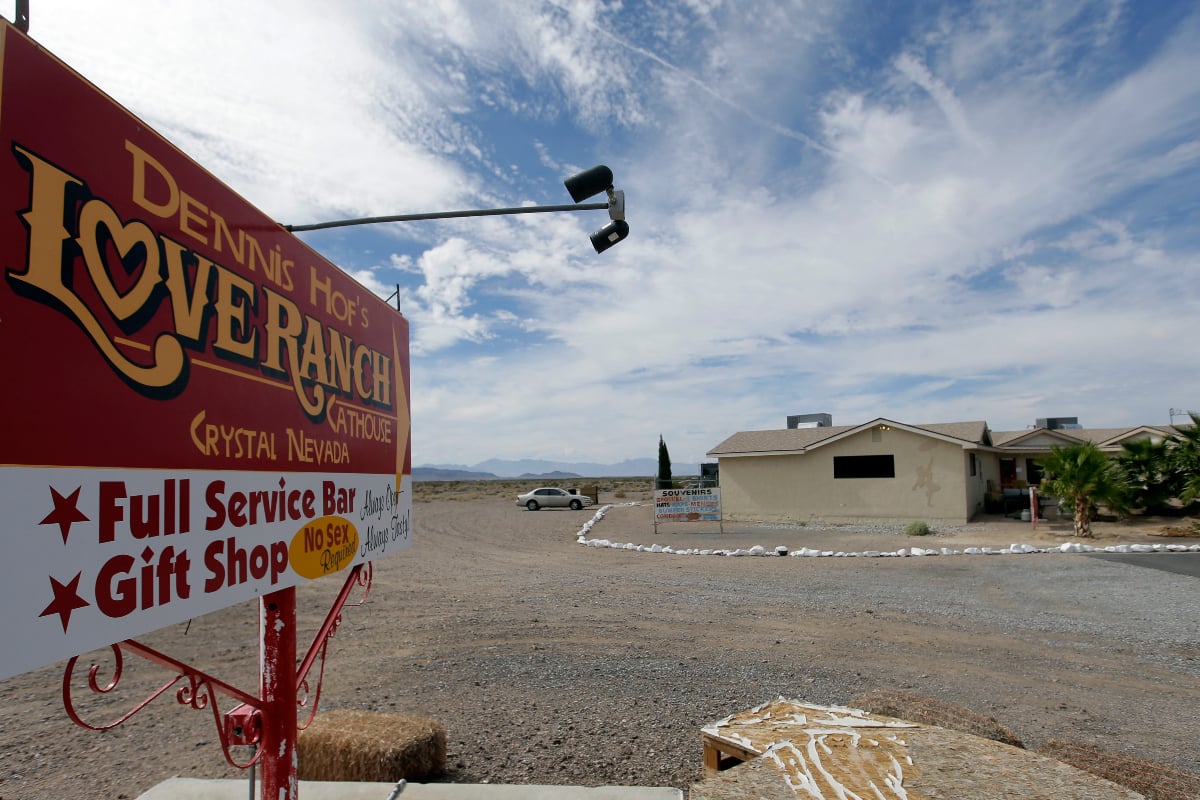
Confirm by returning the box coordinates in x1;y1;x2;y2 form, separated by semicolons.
850;689;1024;748
1038;739;1200;800
297;709;446;782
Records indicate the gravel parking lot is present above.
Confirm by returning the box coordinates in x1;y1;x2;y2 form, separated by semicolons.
1;494;1198;798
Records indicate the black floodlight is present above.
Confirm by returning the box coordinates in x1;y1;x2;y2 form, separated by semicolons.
564;164;614;203
590;219;629;253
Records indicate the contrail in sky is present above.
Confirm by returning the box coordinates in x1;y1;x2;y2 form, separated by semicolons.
546;1;893;186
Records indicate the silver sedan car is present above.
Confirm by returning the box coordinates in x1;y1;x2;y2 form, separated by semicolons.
516;487;594;511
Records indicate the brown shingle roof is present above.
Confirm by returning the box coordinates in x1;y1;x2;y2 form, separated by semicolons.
708;425;852;455
990;426;1175;449
990;429;1060;447
710;420;1184;457
707;419;990;456
917;421;990;444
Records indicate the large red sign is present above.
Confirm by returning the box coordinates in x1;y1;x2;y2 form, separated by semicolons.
0;23;412;680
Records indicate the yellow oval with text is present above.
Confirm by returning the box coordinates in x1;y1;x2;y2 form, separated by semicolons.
290;516;359;579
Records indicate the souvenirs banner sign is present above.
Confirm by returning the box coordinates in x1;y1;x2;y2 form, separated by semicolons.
654;487;721;523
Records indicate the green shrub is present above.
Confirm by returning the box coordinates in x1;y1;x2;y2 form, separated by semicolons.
904;521;931;536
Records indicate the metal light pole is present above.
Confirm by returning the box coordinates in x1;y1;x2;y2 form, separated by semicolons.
284;164;629;253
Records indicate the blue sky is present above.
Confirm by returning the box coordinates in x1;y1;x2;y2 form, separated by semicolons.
27;1;1200;467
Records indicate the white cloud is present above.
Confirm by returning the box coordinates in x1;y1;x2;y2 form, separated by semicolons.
893;52;989;154
34;1;476;226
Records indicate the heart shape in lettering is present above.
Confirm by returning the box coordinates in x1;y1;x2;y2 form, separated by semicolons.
77;199;162;322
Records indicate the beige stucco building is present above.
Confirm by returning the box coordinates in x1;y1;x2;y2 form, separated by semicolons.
707;417;1176;525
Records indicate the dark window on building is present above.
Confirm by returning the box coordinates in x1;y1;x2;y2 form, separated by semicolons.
833;454;895;479
970;452;977;476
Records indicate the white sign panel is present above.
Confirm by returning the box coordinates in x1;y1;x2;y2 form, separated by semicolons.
1;468;411;680
654;487;721;523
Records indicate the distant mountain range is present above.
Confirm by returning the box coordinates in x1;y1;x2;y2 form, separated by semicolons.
414;457;703;481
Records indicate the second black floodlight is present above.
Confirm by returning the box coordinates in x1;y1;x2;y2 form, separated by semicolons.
589;219;629;253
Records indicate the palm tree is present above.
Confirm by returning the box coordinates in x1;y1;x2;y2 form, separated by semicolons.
1168;412;1200;506
1115;437;1173;514
1039;442;1126;538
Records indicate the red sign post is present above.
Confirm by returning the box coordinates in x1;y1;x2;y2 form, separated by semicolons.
0;21;412;797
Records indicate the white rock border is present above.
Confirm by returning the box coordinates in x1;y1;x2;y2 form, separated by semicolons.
575;504;1200;558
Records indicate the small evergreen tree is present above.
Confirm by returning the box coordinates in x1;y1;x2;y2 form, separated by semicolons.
657;435;673;489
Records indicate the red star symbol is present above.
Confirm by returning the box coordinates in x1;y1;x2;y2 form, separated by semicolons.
40;486;89;544
39;572;91;632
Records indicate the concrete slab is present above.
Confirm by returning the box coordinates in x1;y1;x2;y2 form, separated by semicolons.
136;777;684;800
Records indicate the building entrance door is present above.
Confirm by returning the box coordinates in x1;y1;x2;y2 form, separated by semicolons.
1000;458;1017;487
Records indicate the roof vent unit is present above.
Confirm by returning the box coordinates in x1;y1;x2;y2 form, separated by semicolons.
1036;416;1080;430
787;413;833;429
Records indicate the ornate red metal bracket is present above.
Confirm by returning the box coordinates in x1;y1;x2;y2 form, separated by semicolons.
297;561;373;731
62;562;373;772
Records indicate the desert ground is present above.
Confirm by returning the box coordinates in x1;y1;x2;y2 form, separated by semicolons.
1;478;1198;799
